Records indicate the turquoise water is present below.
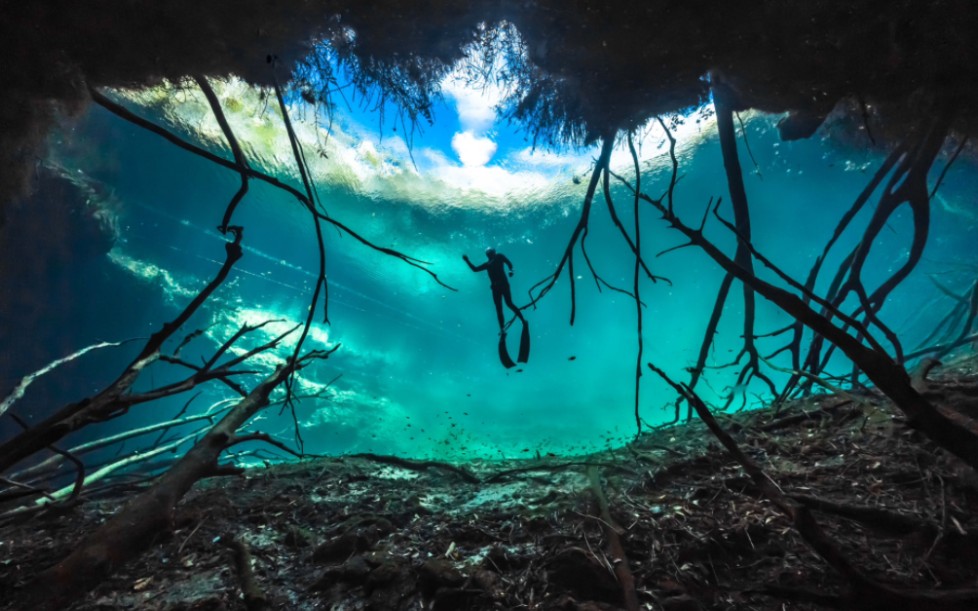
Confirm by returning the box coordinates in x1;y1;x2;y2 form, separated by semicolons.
7;79;978;463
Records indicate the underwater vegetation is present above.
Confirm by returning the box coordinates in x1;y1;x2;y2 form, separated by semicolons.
2;2;978;609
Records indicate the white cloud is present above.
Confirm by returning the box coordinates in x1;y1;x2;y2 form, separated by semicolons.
451;131;498;167
440;59;513;170
441;75;507;133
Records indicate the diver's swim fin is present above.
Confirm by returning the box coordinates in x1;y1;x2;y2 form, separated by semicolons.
517;320;530;363
498;333;516;369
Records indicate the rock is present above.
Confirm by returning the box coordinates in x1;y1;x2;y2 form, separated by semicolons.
431;588;486;611
661;593;703;611
472;569;499;593
366;558;414;610
777;110;828;141
367;559;406;586
340;555;373;580
312;532;362;564
546;548;620;603
418;558;465;593
282;525;314;548
312;518;396;564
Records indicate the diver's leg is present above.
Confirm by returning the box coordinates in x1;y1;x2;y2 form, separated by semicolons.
492;289;505;330
503;289;524;322
503;288;529;362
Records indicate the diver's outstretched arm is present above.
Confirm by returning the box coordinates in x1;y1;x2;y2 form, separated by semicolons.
462;254;486;272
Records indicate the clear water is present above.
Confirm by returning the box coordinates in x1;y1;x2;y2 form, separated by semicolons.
5;77;977;464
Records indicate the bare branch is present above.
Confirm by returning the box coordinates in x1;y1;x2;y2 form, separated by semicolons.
225;432;303;460
634;166;978;471
12;399;234;484
87;87;456;291
193;76;251;233
0;228;243;473
0;339;135;419
42;432;200;504
524;136;616;323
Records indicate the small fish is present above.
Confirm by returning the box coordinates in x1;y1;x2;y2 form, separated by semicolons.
568;356;577;361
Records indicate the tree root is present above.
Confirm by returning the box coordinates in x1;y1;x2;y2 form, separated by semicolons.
756;400;856;432
586;466;639;611
789;494;942;536
910;357;943;392
348;452;631;486
650;363;978;611
348;453;481;484
225;535;269;611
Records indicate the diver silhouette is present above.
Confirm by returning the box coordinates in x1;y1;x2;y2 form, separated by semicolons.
463;248;530;368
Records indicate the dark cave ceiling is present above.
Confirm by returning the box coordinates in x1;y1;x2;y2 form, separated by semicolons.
2;0;976;207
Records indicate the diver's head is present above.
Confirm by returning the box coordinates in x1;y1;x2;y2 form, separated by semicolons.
485;247;496;258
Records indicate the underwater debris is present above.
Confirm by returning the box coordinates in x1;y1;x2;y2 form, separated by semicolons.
2;359;978;609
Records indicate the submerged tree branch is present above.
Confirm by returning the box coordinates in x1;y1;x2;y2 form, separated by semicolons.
525;135;616;324
0;340;134;420
0;227;244;475
634;180;978;470
35;347;327;607
713;80;777;408
649;363;978;610
87;86;455;291
586;465;639;611
194;75;251;234
628;132;644;437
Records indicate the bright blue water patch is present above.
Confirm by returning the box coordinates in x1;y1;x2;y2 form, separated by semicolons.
17;85;978;464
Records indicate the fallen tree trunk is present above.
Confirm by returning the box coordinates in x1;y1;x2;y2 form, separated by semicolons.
30;349;329;609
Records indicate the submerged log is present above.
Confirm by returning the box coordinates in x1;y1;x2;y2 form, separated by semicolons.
31;354;311;609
